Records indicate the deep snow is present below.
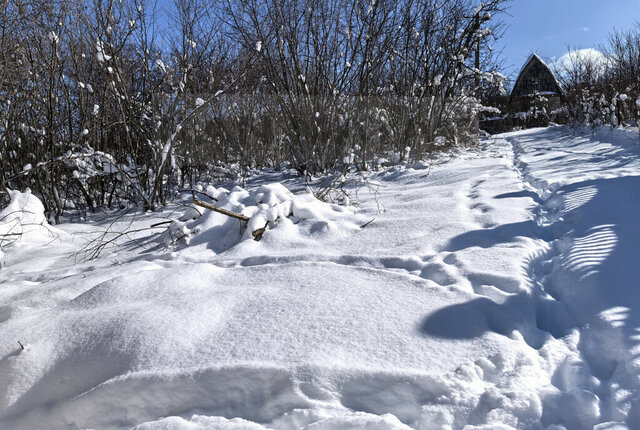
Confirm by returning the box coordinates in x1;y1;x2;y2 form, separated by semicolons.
0;126;639;429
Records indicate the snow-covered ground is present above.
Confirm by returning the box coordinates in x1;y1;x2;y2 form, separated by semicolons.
1;126;639;429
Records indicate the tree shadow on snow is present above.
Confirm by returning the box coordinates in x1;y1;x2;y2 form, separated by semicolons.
419;293;535;341
494;190;544;205
511;126;640;179
421;175;640;379
441;218;567;252
442;220;540;252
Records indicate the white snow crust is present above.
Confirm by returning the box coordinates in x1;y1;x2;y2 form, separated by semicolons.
1;126;640;429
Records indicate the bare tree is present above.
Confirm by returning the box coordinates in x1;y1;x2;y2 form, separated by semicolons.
1;0;510;220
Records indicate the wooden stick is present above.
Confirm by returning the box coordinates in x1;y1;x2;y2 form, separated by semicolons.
193;199;250;222
149;220;173;228
251;221;269;241
360;218;375;229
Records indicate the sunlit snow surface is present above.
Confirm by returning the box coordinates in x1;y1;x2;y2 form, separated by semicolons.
1;126;640;429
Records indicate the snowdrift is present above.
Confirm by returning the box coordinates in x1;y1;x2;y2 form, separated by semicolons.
169;183;362;253
2;126;640;429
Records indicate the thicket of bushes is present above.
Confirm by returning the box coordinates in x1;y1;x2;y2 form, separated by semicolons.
553;26;640;129
0;0;508;220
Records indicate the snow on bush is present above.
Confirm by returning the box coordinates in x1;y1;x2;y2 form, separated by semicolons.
0;189;60;240
0;189;46;226
168;183;360;253
0;189;61;266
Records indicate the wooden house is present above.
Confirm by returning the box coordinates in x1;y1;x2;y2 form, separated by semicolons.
510;54;564;112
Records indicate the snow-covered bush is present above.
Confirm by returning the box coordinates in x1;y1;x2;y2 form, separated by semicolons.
0;189;60;263
553;25;640;129
0;189;46;228
166;183;360;253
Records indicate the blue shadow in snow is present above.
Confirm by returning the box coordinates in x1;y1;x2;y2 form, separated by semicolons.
422;176;640;373
420;296;512;339
494;190;544;205
442;219;567;252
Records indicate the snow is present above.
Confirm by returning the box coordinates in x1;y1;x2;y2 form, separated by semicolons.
504;127;640;426
96;41;112;63
0;189;62;269
174;183;360;251
0;189;59;240
47;31;59;44
1;126;640;429
155;59;167;74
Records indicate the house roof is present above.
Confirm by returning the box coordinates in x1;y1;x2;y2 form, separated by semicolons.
510;53;563;99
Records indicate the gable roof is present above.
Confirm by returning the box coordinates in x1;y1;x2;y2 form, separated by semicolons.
510;53;563;99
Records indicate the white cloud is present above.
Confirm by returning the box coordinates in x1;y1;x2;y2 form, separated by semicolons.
557;48;607;71
582;27;590;32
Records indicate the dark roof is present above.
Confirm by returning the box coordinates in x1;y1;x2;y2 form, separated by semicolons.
510;54;563;99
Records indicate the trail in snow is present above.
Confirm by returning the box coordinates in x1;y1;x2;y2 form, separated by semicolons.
506;127;640;426
0;126;639;429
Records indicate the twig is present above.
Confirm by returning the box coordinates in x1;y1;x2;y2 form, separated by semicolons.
74;209;152;261
150;220;173;228
360;218;375;229
17;341;24;350
193;199;250;222
179;188;218;202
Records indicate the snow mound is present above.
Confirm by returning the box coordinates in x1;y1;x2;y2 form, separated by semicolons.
0;189;60;264
0;188;47;228
0;258;550;429
171;183;361;253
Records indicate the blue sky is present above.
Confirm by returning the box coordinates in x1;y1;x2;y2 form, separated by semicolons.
498;0;640;78
152;0;637;81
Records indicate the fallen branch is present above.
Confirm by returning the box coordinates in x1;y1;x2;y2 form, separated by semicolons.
252;221;272;241
193;199;273;241
360;218;375;229
150;220;174;228
193;199;250;222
